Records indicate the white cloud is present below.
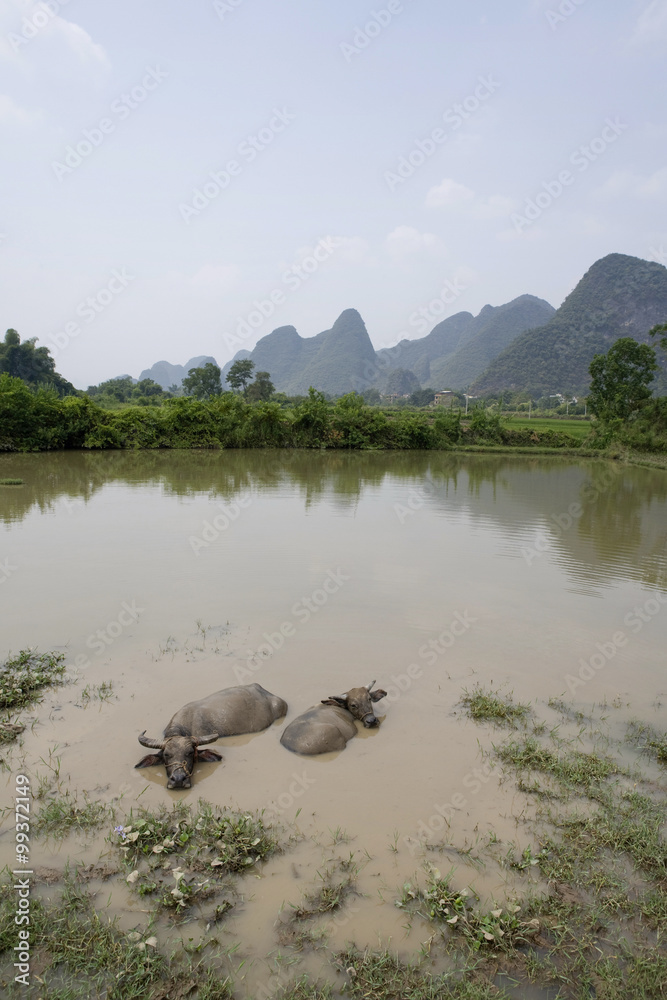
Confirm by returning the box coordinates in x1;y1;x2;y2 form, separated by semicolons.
0;4;109;71
384;225;445;258
0;94;37;125
425;178;475;208
51;17;110;69
632;0;667;43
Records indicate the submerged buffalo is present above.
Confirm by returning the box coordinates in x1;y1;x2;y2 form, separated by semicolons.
280;681;387;755
136;683;287;788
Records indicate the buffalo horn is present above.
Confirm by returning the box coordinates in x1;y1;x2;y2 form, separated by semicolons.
196;733;220;746
366;680;376;692
138;731;165;750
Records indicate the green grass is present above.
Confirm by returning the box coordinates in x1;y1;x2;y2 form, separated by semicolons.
338;948;507;1000
627;719;667;764
0;477;23;485
0;870;235;999
113;800;281;917
460;685;531;728
34;791;115;837
494;734;620;789
505;416;592;441
0;648;66;710
273;977;334;999
397;868;540;953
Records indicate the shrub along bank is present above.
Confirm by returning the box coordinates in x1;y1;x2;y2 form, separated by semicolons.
0;377;581;452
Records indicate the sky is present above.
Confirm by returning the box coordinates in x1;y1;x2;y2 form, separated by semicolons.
1;0;666;388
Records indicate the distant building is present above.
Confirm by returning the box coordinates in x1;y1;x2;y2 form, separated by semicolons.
434;391;453;405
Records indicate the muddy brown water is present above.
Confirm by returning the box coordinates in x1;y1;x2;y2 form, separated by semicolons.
1;450;666;992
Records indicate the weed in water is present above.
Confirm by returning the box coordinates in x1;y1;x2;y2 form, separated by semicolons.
460;685;531;728
495;734;620;790
0;649;66;710
34;791;115;837
626;719;667;764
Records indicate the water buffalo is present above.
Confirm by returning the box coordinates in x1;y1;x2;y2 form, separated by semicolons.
280;681;387;755
135;683;287;788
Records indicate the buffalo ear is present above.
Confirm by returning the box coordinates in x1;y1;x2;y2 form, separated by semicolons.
322;696;347;708
196;749;223;763
135;753;163;769
370;689;387;702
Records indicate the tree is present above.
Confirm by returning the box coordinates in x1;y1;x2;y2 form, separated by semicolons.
588;337;658;421
226;358;255;393
649;322;667;353
409;387;437;407
182;363;222;400
0;328;70;391
245;370;274;402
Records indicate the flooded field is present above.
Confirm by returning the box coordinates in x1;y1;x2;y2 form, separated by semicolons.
1;450;666;997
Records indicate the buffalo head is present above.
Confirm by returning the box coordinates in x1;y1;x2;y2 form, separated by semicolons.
322;680;387;728
135;729;222;789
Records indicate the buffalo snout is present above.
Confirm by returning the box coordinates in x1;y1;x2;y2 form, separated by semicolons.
167;768;191;790
362;713;379;728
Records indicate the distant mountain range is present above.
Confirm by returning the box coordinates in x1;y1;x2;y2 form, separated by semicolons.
471;254;667;395
131;254;667;398
137;355;217;389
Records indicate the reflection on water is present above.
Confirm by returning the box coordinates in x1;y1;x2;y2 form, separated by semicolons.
1;449;666;595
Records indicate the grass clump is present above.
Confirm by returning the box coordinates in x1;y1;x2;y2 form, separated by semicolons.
34;791;115;837
494;734;619;790
460;685;530;728
0;871;167;998
539;789;667;884
627;719;667;764
273;977;334;999
338;947;505;999
398;868;540;952
115;800;278;870
0;477;23;485
0;648;66;710
113;800;280;917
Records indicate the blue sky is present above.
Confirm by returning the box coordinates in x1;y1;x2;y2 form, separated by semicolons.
1;0;666;387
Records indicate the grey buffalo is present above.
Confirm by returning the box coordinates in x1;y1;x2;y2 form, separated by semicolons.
135;683;287;788
280;681;387;755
